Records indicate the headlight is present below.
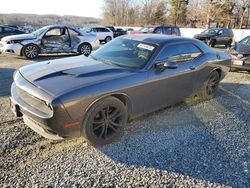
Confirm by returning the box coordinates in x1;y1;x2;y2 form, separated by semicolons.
6;40;23;44
7;40;15;44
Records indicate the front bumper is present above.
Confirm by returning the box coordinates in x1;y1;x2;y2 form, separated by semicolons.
10;72;81;139
0;41;22;56
10;84;64;140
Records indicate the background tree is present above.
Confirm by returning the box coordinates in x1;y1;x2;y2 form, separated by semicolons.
168;0;189;26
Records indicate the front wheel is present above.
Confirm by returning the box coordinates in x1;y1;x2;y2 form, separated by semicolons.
78;43;92;56
196;71;220;100
22;44;39;59
82;96;128;146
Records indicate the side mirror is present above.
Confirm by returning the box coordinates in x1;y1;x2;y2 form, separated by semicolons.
155;61;178;72
163;61;178;69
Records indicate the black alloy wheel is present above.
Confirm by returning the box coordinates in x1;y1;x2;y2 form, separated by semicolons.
82;97;127;146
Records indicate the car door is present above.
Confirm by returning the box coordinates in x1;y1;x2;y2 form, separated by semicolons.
163;26;172;36
217;29;228;45
154;27;163;34
91;27;102;40
41;27;70;52
145;43;202;112
67;28;81;49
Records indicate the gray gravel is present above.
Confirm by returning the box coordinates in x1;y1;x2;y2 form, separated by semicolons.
0;55;249;188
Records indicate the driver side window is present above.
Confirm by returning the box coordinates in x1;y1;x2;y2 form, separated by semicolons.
157;43;202;63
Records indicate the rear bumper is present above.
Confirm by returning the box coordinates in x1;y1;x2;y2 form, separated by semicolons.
230;55;250;71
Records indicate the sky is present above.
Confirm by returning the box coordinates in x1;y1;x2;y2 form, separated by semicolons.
1;0;104;18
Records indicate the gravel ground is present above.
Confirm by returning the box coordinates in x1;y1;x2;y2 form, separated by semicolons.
0;54;249;188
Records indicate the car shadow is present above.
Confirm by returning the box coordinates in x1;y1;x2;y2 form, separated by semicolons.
0;68;16;97
98;82;250;187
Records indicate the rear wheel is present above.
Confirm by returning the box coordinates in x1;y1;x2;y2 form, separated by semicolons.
209;39;216;47
105;36;112;43
22;44;39;59
225;39;232;48
78;43;92;56
82;97;128;146
196;71;220;100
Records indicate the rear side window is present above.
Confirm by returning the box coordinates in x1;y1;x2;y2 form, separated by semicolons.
98;28;110;32
174;27;180;34
157;43;202;63
154;27;163;34
0;27;2;32
163;27;172;35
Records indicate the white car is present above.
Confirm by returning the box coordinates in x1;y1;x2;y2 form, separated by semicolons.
0;25;100;59
88;27;113;43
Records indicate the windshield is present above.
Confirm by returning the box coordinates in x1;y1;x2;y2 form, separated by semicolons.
202;29;219;34
91;38;157;68
32;26;48;36
139;27;154;33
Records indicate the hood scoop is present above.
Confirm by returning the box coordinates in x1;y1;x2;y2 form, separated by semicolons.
33;66;126;82
62;67;126;78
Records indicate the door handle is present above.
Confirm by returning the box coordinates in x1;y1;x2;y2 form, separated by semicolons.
189;66;196;70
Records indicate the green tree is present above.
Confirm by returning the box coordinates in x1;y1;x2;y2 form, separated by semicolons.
169;0;189;26
152;1;167;24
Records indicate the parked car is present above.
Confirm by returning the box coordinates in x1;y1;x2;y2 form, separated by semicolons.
0;25;25;39
229;35;250;71
0;25;99;59
194;28;234;47
10;35;231;145
124;28;134;34
130;25;181;36
88;27;113;43
106;26;127;37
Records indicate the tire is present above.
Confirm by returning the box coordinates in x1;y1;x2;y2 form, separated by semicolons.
82;96;128;146
196;71;220;100
225;39;232;48
78;43;92;56
22;44;39;59
205;38;210;45
105;36;112;43
209;39;216;47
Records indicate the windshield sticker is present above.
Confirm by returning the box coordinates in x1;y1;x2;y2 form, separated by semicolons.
137;43;155;51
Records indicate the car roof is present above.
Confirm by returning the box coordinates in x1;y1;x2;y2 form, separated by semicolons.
120;34;199;46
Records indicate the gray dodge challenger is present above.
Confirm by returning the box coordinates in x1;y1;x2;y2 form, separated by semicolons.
11;34;231;145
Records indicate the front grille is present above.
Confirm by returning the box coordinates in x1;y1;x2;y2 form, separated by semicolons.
16;86;53;115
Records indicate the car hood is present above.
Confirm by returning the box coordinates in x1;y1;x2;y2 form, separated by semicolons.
19;55;134;97
1;33;36;42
